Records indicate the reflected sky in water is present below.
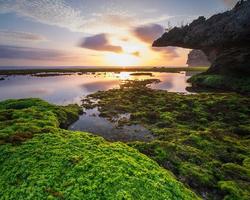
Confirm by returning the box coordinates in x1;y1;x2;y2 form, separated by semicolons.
0;71;198;105
69;108;154;142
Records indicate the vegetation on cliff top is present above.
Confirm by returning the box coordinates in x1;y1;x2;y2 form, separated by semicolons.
84;80;250;200
0;98;199;199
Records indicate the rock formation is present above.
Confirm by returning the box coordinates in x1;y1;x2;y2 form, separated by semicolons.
187;50;211;67
153;0;250;92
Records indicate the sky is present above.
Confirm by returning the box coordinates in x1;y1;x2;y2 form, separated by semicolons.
0;0;238;67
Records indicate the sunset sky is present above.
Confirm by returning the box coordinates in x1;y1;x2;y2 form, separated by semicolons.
0;0;238;67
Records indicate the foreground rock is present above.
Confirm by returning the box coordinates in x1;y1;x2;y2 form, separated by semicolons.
153;0;250;92
187;50;211;67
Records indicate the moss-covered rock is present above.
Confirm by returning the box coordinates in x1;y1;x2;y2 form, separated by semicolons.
188;74;250;94
0;98;82;144
0;98;199;199
84;81;250;199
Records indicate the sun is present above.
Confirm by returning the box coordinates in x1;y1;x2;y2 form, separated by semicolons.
105;53;140;66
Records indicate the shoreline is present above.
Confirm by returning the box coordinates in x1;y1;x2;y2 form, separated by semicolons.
0;67;208;76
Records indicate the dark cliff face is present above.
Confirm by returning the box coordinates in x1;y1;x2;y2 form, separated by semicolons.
153;0;250;76
187;50;211;67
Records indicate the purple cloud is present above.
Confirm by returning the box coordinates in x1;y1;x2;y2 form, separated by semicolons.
0;30;46;42
80;34;123;53
0;45;68;60
133;24;165;43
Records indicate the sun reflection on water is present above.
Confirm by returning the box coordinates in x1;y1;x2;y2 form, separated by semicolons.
118;72;131;80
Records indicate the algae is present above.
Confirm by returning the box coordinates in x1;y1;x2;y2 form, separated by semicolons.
0;98;82;144
84;80;250;199
188;74;250;94
0;98;199;199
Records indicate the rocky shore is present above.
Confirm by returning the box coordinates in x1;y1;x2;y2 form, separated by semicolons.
153;0;250;93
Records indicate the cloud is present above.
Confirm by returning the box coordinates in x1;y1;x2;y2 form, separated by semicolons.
101;14;134;27
83;12;172;34
0;45;70;60
133;23;165;43
0;30;46;43
80;34;123;53
141;15;172;24
80;13;135;34
143;8;158;14
0;0;171;34
132;23;179;59
0;0;84;32
152;47;180;59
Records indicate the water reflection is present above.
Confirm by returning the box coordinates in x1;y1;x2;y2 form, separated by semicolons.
69;108;154;142
0;71;199;105
81;80;119;93
0;71;201;142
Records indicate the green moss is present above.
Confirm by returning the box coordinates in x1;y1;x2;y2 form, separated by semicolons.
179;162;215;186
0;131;199;200
0;98;82;143
0;98;199;199
221;163;250;181
188;74;250;93
85;81;250;199
218;181;250;200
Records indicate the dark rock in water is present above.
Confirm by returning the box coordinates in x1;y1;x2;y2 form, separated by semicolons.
187;50;211;67
153;0;250;92
0;77;4;81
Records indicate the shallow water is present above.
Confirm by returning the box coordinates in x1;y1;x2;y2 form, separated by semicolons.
0;71;200;142
69;108;154;142
0;71;198;104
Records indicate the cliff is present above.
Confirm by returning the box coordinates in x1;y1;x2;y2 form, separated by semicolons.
153;0;250;92
187;50;211;67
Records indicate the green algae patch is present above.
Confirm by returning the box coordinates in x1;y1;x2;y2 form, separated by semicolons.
188;74;250;94
0;131;199;200
0;98;199;199
0;98;82;143
84;80;250;199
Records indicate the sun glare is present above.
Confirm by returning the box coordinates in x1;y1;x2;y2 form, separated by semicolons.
118;72;131;80
105;53;140;66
